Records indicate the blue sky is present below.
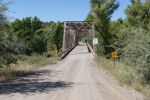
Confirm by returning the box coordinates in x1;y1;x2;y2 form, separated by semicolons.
7;0;131;22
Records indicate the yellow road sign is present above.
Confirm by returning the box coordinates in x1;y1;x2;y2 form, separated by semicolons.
112;51;118;59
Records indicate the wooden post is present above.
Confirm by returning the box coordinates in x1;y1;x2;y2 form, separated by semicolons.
114;59;116;68
112;51;118;68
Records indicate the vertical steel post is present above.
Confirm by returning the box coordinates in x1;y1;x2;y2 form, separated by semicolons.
63;22;66;51
92;22;95;48
73;30;76;46
92;22;95;39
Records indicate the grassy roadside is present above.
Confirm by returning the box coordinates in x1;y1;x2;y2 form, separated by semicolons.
0;55;58;83
96;57;150;100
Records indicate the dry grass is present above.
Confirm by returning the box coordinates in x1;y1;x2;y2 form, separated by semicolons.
18;55;58;67
96;57;150;100
0;64;34;82
0;55;58;82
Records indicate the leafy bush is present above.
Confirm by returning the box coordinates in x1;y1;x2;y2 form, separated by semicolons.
96;57;150;99
115;27;150;84
0;35;26;65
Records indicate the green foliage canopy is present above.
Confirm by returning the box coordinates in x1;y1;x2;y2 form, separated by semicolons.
87;0;119;55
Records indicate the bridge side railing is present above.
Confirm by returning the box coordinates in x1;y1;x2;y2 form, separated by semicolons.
59;43;78;60
86;43;97;57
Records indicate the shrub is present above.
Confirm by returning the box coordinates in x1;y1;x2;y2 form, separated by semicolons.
116;28;150;84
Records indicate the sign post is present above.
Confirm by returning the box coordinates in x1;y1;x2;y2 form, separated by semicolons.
93;38;98;54
93;38;98;45
111;51;118;68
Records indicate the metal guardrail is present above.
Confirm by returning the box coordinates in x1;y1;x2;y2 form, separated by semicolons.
60;44;78;60
86;43;97;56
59;43;96;60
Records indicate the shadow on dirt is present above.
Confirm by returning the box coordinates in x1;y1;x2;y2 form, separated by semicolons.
0;70;74;94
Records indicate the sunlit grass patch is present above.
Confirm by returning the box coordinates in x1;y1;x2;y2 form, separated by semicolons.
0;55;58;82
96;57;150;100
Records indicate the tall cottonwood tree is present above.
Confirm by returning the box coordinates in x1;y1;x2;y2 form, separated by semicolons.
0;0;22;65
87;0;119;55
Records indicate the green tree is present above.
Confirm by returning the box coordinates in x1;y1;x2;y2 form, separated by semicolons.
31;30;47;54
11;17;46;54
0;0;7;22
125;0;150;29
87;0;119;56
0;0;25;66
111;0;150;83
52;22;63;52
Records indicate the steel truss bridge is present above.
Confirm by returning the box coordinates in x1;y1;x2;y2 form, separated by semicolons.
61;21;95;59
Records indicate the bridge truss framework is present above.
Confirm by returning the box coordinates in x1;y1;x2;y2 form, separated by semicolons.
63;21;95;51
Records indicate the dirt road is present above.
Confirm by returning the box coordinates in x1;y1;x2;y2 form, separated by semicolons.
0;44;143;100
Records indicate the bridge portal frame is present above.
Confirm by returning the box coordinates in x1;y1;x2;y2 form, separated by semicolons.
63;21;95;51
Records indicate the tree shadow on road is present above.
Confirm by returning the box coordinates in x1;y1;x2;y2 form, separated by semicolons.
0;70;74;95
